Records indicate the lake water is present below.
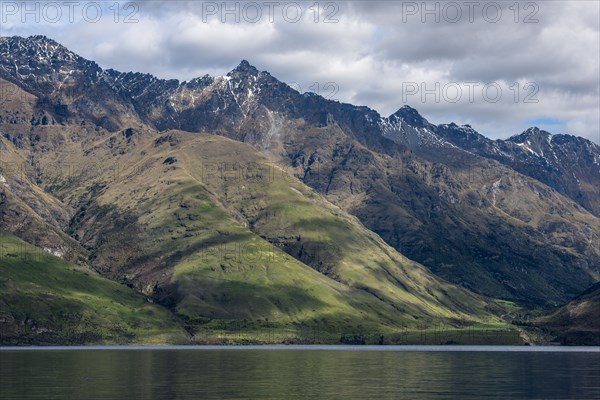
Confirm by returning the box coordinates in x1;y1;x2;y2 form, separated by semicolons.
1;345;599;399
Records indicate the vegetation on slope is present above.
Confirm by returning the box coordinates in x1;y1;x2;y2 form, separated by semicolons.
0;230;189;345
0;126;511;342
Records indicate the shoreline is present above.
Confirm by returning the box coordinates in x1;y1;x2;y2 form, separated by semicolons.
1;344;599;352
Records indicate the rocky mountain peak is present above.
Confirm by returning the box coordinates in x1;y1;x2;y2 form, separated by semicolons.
0;35;101;98
0;35;80;63
389;105;428;128
508;127;552;144
228;60;261;78
505;127;555;158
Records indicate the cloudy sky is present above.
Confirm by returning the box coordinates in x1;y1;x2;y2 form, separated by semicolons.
1;0;599;143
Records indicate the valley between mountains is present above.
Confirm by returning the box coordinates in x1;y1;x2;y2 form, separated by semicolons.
0;36;598;345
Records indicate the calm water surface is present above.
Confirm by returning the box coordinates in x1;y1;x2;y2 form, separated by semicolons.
1;346;598;399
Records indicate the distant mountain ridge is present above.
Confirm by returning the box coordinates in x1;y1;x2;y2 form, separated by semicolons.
435;124;600;217
1;35;599;310
2;36;597;200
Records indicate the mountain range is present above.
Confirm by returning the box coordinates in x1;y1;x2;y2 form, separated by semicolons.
0;35;598;344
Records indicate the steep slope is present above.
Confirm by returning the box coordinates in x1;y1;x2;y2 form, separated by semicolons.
533;282;600;345
0;123;503;335
0;111;87;263
285;120;599;307
1;35;598;310
0;230;188;345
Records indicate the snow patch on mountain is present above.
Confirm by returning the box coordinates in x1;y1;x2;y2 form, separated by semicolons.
516;142;536;155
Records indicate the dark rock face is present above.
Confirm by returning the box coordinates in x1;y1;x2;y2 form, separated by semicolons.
1;35;599;307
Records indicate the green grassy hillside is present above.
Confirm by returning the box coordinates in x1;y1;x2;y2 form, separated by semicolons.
0;230;188;345
13;128;507;334
0;124;518;343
